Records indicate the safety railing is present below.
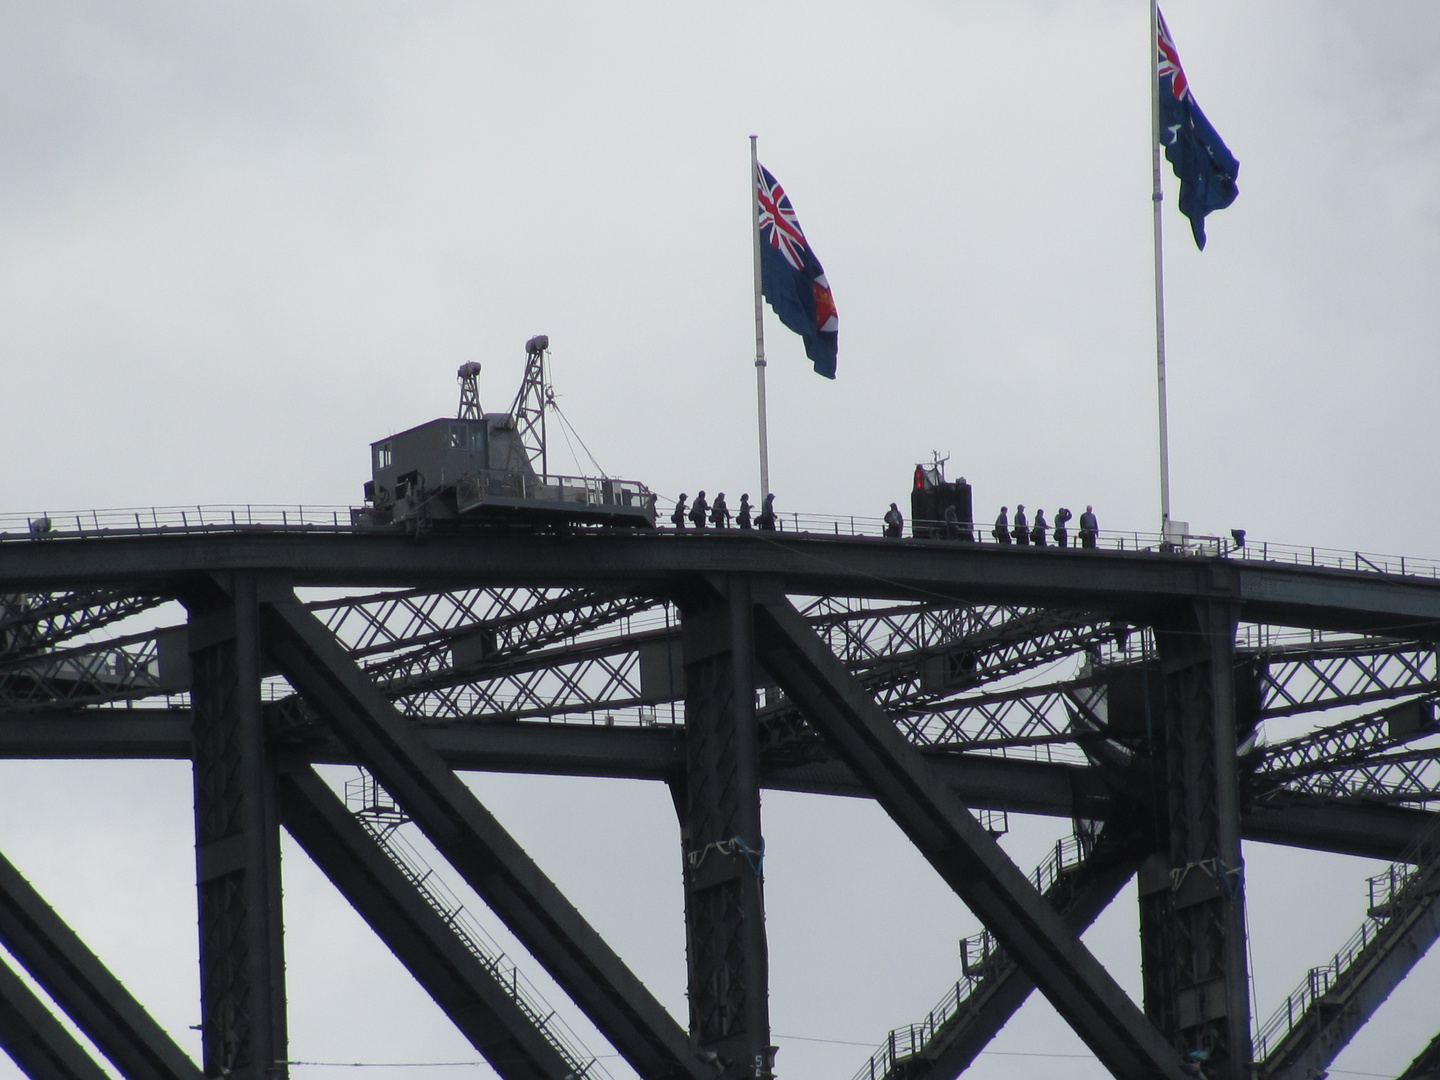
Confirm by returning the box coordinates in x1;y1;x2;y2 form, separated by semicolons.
0;505;355;539
6;502;1440;583
455;470;654;513
852;834;1093;1080
1252;812;1440;1059
343;770;612;1080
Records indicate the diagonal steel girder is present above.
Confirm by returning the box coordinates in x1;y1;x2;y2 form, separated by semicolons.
1398;1029;1440;1080
1254;822;1440;1080
259;594;707;1080
0;958;110;1080
275;761;581;1080
880;831;1143;1080
748;594;1185;1080
0;848;200;1080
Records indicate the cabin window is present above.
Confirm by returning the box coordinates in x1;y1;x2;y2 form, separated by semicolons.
449;425;466;450
376;443;392;469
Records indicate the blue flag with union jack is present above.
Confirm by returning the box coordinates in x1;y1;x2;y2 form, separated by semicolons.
757;163;838;378
1158;10;1239;250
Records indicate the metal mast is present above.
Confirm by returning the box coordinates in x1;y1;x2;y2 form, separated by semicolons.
511;335;550;480
457;362;483;420
751;136;771;501
1151;0;1173;540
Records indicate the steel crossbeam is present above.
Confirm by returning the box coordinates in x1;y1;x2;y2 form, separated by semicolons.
749;594;1186;1080
259;595;707;1080
274;762;581;1080
0;848;201;1080
1258;640;1440;718
1258;696;1439;778
322;587;661;688
0;958;111;1080
0;629;170;712
1268;748;1440;805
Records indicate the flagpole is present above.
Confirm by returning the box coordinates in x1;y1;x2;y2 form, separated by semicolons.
751;135;771;500
1149;0;1173;540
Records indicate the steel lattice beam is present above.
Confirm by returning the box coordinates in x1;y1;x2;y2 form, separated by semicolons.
0;590;164;658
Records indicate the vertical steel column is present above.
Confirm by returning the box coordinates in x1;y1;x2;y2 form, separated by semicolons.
1141;598;1251;1079
187;575;287;1080
679;577;774;1080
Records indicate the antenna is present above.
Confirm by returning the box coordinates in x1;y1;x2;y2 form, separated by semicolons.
511;335;550;479
456;362;483;419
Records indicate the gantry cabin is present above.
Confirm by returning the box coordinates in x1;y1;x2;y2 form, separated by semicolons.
361;337;657;529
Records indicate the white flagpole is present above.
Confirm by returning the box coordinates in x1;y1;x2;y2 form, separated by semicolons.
751;135;771;500
1150;0;1173;540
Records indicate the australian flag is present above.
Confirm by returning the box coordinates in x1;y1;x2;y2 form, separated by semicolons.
1158;10;1239;250
757;163;838;378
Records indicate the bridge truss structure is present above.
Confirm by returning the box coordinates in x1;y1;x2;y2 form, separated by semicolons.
3;520;1440;1080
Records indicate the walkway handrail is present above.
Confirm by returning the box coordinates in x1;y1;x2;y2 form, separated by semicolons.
343;770;612;1080
851;834;1094;1080
5;503;1439;583
1252;812;1440;1058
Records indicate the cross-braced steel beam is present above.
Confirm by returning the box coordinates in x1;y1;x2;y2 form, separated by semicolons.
749;594;1185;1080
0;590;164;658
1139;600;1252;1080
184;574;287;1080
677;577;773;1080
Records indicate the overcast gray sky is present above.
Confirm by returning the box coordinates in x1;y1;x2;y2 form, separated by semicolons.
2;2;1439;1078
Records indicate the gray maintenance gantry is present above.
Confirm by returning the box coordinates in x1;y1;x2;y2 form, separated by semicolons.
360;335;656;530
